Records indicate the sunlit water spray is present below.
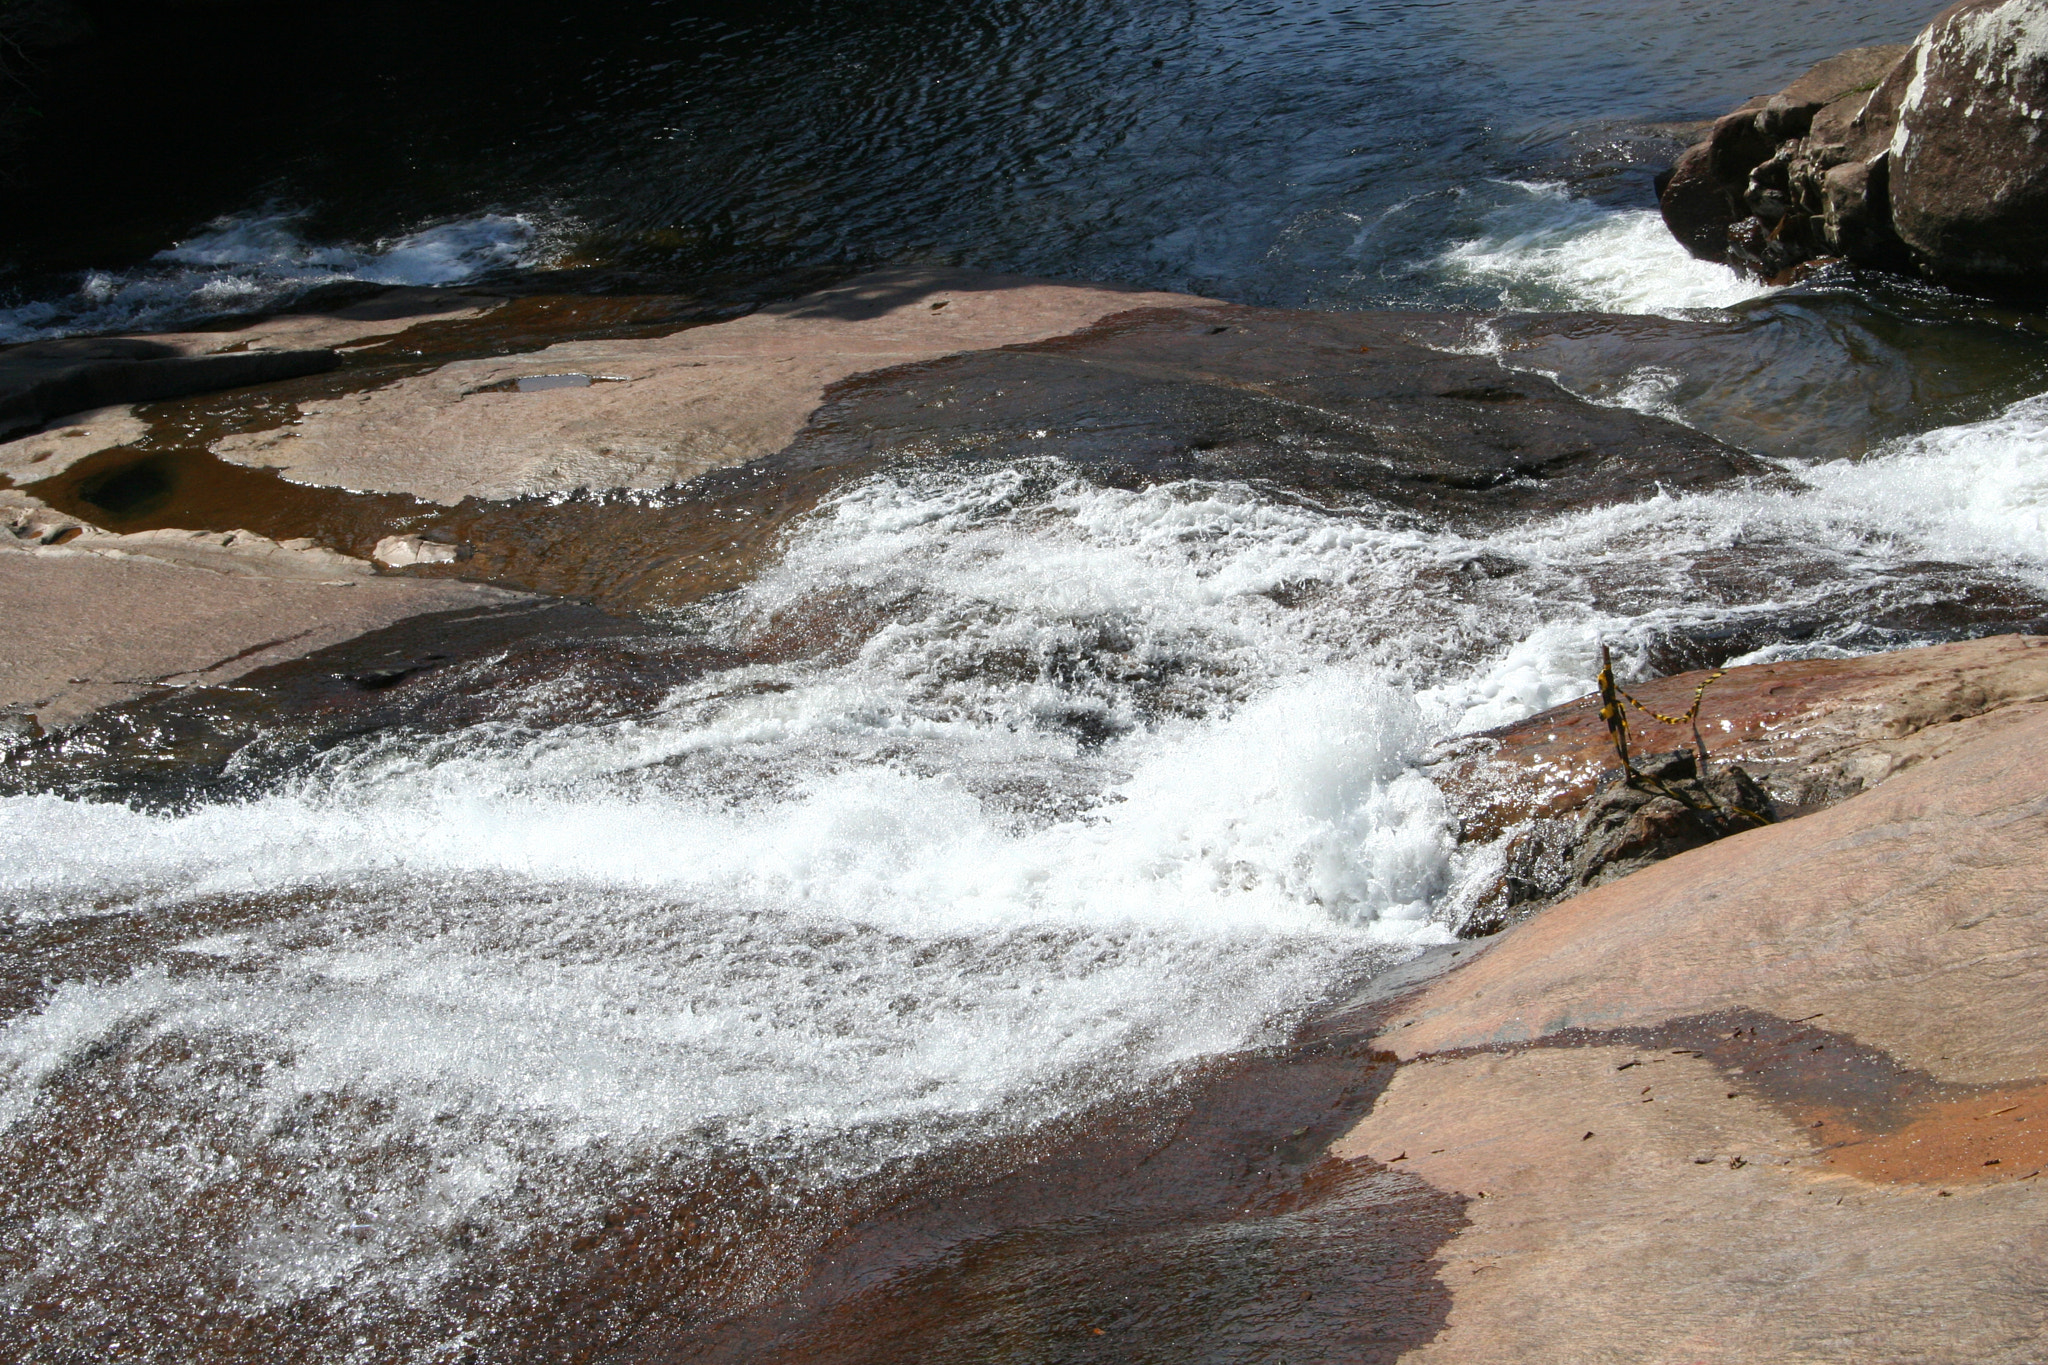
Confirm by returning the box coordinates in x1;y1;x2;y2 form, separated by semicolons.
1434;182;1777;315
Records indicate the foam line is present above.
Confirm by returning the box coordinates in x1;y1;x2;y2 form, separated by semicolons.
0;211;560;342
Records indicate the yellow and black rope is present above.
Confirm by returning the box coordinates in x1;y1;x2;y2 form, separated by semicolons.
1595;644;1769;828
1618;667;1725;730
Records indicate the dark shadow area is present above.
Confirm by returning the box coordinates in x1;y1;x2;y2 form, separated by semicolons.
0;343;338;439
1449;1006;2046;1158
651;1031;1461;1365
0;0;1939;324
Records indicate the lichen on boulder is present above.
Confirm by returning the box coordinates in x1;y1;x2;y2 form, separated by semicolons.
1657;0;2048;299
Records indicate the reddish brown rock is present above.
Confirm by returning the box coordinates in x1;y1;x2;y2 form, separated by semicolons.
209;269;1215;503
1439;632;2048;843
1655;107;1772;261
1657;46;1907;269
0;516;523;728
1659;2;2048;297
1332;649;2048;1362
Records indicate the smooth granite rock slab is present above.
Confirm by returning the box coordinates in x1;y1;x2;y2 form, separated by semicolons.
0;533;522;729
1443;632;2048;835
209;269;1216;503
1331;674;2048;1362
761;303;1770;529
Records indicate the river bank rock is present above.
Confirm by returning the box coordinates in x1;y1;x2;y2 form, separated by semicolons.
1447;632;2048;828
1441;633;2048;930
1334;651;2048;1361
1891;0;2048;293
1658;0;2048;297
1657;44;1909;267
0;490;523;729
0;288;502;445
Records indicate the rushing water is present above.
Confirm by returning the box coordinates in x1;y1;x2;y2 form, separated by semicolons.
4;0;2048;1359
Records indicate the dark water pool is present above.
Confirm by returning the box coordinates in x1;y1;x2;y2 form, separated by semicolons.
3;0;1937;321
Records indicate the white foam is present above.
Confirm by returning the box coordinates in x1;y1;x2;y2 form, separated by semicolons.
1438;182;1773;315
5;408;2046;1321
1417;619;1607;735
1;677;1449;938
0;210;561;342
1801;393;2048;571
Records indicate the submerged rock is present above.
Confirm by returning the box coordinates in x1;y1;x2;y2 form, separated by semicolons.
1658;0;2048;298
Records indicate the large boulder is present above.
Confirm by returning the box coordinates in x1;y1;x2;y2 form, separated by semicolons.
1890;0;2048;291
1656;45;1909;279
1657;0;2048;298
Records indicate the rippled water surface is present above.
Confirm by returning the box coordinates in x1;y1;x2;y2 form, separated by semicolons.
3;0;1938;331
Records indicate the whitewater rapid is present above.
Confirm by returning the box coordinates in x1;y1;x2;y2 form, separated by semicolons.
7;384;2048;1214
2;183;2045;1351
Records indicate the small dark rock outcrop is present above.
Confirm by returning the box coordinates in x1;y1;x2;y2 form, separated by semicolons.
1563;751;1775;890
1658;0;2048;298
1461;750;1775;937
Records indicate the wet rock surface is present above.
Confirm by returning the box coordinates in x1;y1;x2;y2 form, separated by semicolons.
788;305;1768;528
204;269;1213;503
0;511;523;729
0;289;504;444
0;601;727;808
0;339;341;442
6;267;2048;1364
1484;299;2048;465
4;283;1777;624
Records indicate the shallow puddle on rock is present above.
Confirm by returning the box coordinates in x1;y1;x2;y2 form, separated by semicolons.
18;438;866;611
24;443;426;547
513;372;596;392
